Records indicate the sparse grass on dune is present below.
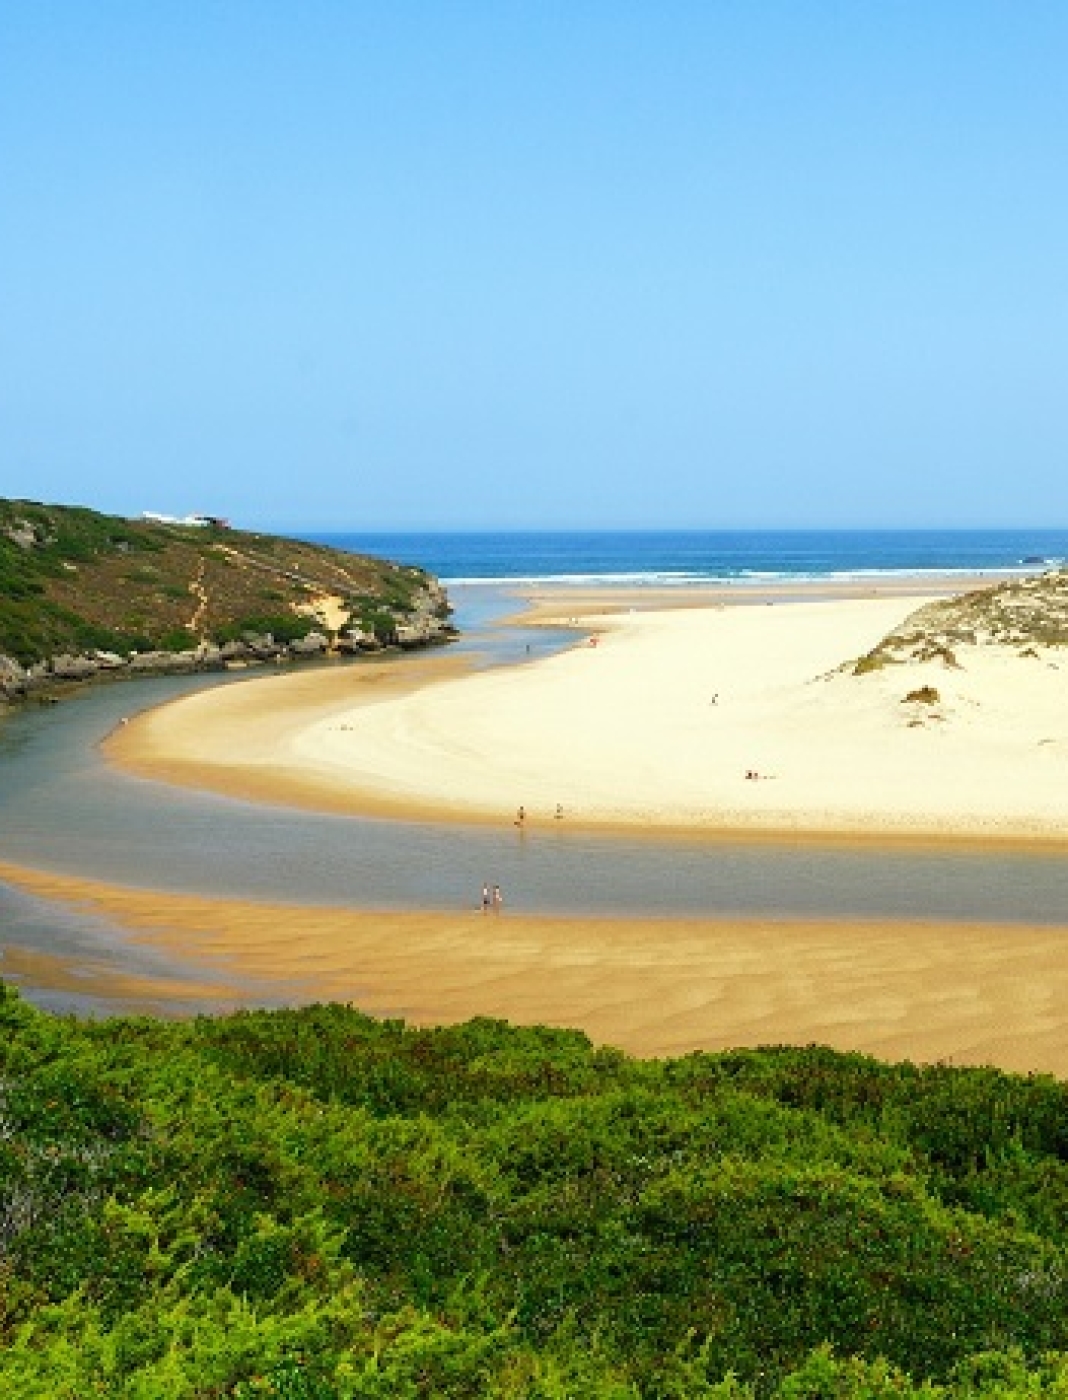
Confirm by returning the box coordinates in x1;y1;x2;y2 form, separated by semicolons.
852;568;1068;675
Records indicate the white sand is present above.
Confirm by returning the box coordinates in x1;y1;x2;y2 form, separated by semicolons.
289;596;1068;838
111;591;1068;841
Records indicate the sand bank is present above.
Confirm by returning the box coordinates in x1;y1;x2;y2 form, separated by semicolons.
2;859;1068;1074
508;573;1015;624
108;580;1068;844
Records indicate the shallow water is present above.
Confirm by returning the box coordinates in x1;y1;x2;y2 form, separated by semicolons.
1;590;1066;1013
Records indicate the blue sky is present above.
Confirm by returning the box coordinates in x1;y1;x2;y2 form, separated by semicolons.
3;4;1067;530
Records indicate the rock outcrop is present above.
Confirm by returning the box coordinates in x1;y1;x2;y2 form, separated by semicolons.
0;576;456;706
0;500;458;706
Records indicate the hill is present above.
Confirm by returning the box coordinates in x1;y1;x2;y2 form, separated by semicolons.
2;984;1068;1396
0;500;453;696
853;568;1068;675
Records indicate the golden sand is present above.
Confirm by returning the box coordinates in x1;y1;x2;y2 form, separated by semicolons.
4;859;1068;1075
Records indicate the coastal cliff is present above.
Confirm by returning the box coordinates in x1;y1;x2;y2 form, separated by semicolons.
0;499;455;703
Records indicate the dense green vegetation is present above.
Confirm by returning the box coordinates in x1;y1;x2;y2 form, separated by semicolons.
0;499;444;667
3;984;1068;1396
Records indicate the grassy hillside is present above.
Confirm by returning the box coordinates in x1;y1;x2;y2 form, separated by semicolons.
0;499;449;668
3;983;1068;1396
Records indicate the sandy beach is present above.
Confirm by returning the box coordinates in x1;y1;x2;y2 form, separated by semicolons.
4;859;1068;1074
107;579;1068;843
5;575;1065;1075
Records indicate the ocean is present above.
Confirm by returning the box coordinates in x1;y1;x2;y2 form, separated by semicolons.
305;528;1068;588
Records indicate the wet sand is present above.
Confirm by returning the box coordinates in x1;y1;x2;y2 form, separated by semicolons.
508;573;1014;623
3;859;1068;1075
0;941;246;1017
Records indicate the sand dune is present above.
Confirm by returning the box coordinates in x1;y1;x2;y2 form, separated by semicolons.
109;588;1068;842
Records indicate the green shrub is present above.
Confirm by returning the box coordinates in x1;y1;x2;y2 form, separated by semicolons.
3;989;1068;1394
853;651;892;676
213;615;314;646
158;628;196;652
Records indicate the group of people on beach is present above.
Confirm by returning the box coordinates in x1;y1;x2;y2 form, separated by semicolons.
483;800;568;911
515;803;565;827
481;883;503;914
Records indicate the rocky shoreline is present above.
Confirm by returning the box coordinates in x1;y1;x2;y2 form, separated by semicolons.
0;578;456;707
1;499;464;710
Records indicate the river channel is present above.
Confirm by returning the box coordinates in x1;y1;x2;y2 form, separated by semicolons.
1;589;1066;1012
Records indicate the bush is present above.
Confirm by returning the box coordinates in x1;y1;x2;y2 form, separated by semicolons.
213;615;314;646
3;990;1068;1393
853;651;892;676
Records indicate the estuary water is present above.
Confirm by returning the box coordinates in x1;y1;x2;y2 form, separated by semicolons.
1;661;1067;925
1;542;1067;1012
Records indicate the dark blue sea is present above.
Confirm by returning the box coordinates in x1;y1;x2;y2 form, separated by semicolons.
305;529;1068;588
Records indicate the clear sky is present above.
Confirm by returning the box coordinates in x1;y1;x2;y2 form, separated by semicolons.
3;4;1067;531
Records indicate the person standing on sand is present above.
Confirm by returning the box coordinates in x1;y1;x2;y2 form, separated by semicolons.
481;882;491;914
515;806;526;828
492;884;503;914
